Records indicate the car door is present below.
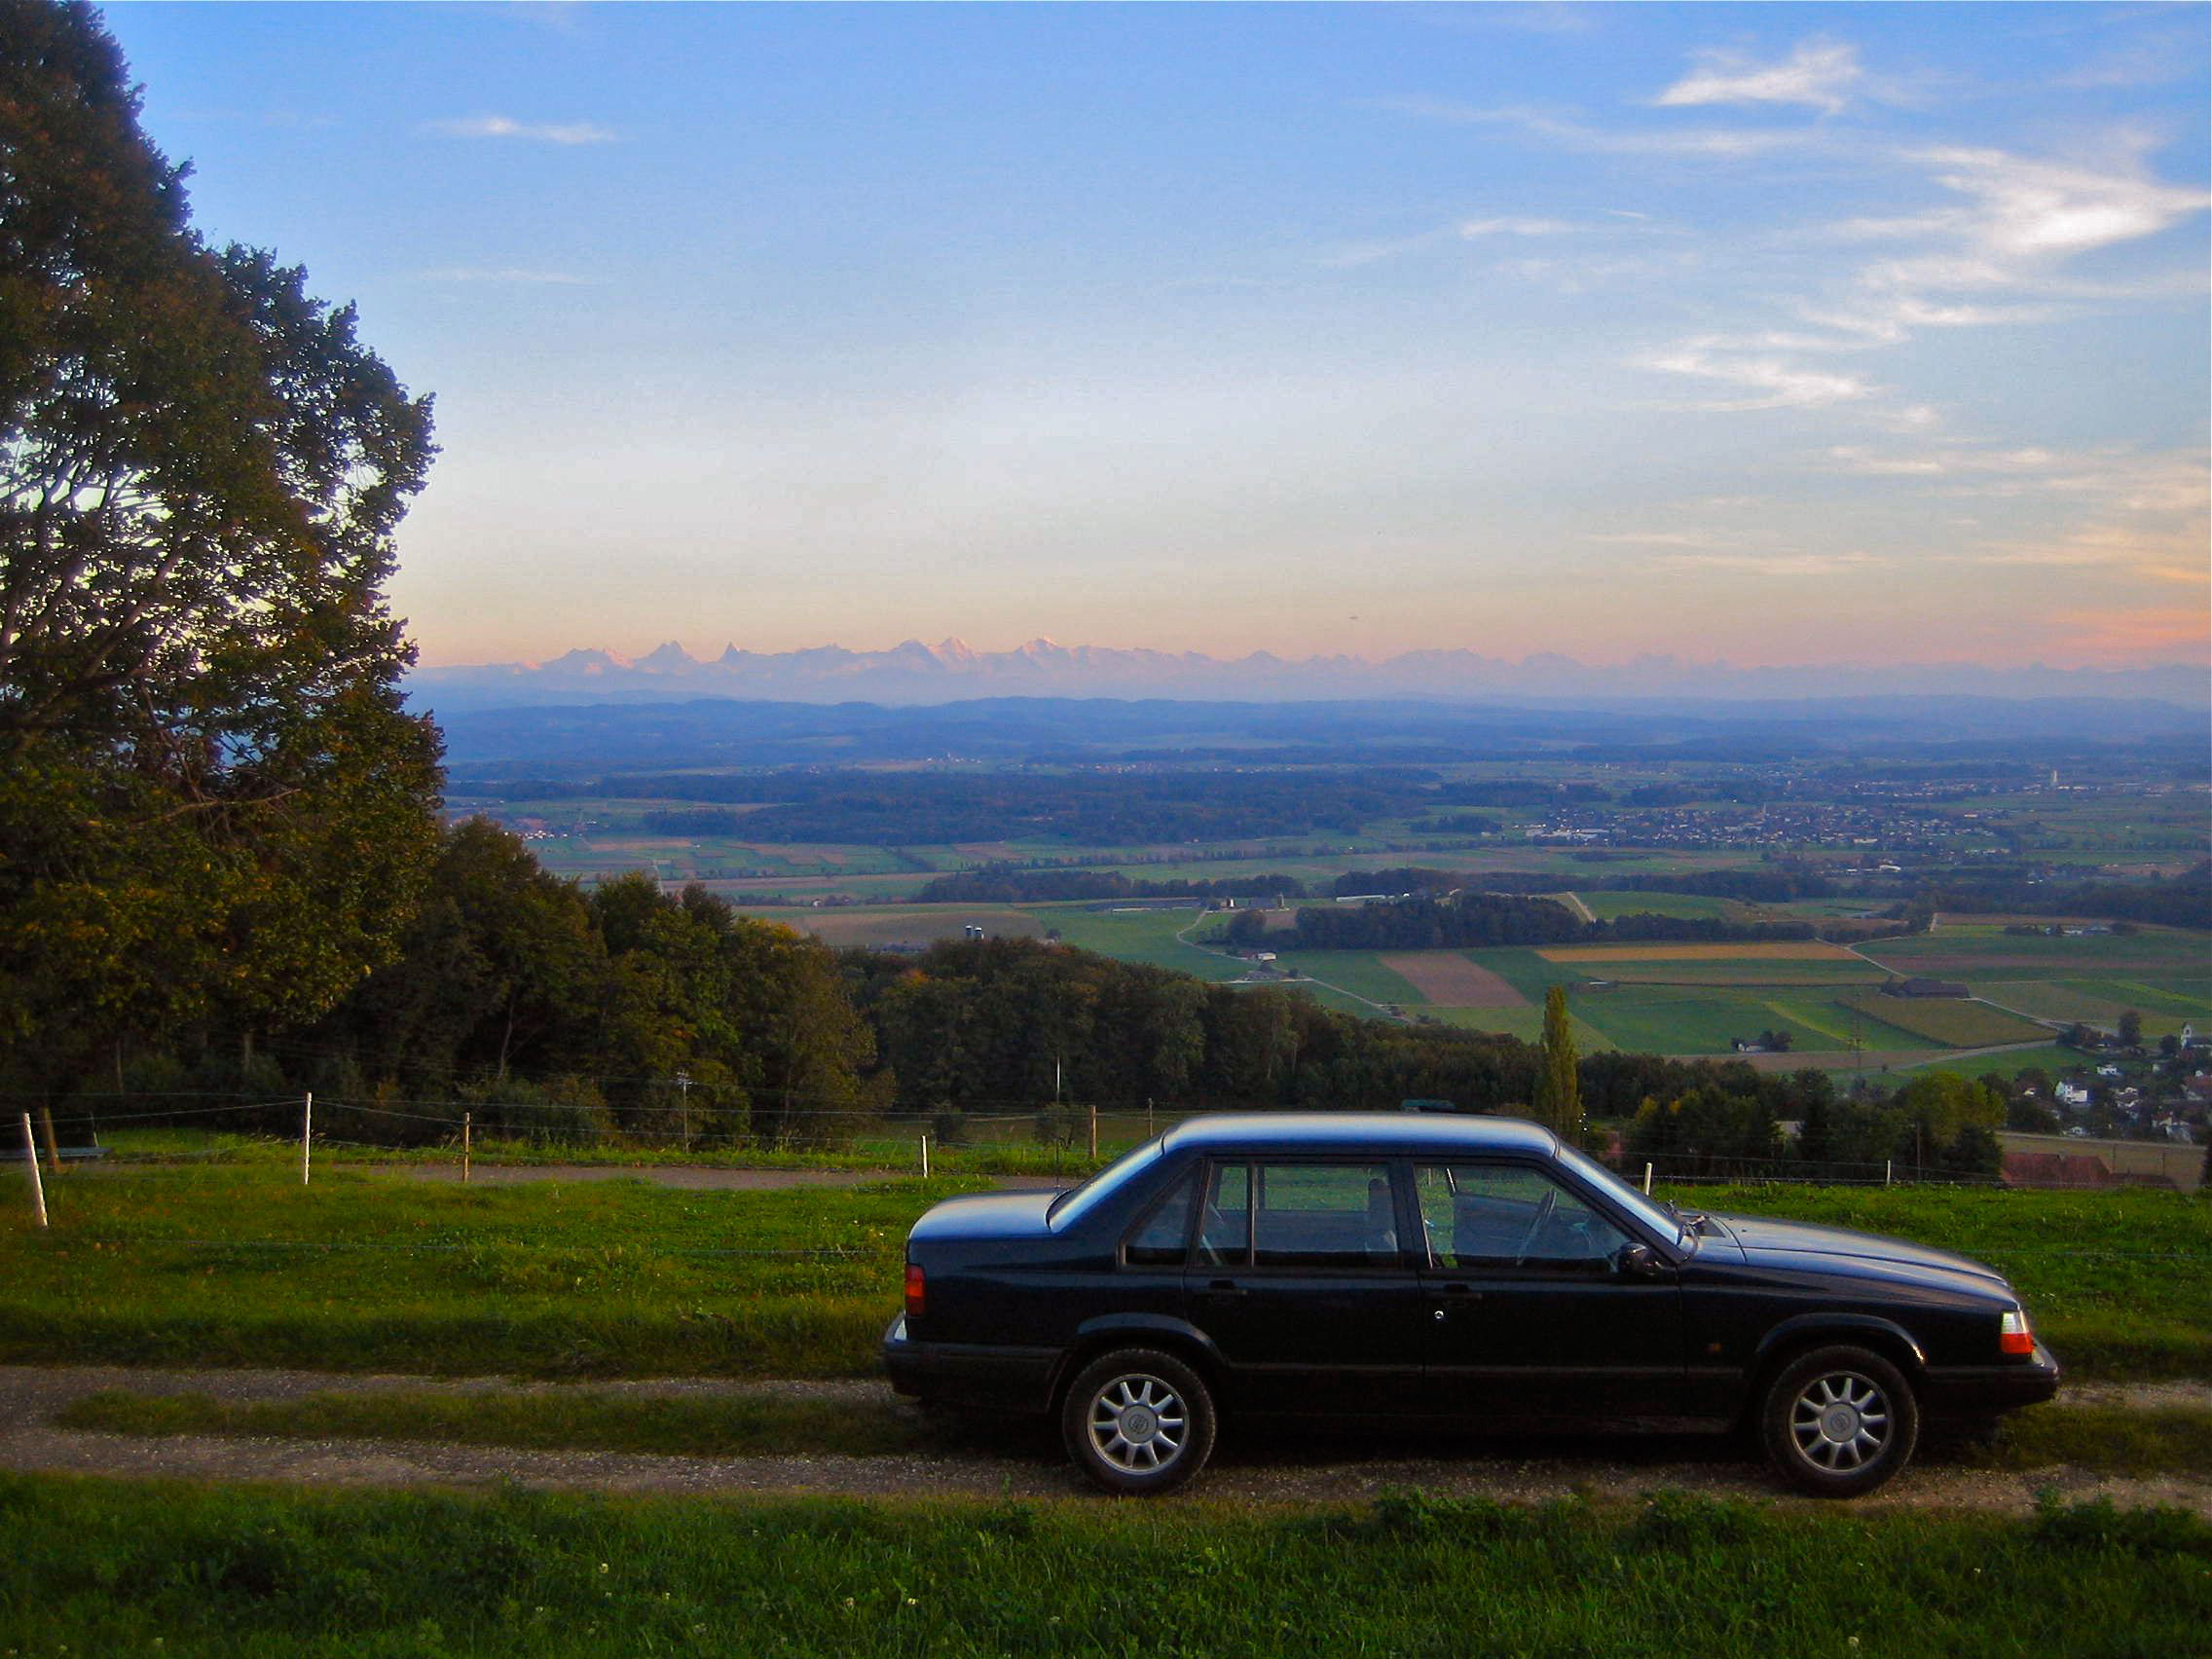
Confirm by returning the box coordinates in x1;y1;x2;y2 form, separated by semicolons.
1414;1160;1685;1425
1183;1159;1429;1416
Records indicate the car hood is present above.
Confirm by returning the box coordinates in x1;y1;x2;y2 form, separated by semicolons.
908;1189;1062;1243
1709;1213;2012;1291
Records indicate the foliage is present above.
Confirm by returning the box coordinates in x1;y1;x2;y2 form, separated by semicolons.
844;937;1540;1116
303;822;885;1145
0;2;441;1095
1532;985;1580;1137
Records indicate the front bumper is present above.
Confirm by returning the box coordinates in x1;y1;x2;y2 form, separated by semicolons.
1920;1341;2062;1417
882;1311;1061;1413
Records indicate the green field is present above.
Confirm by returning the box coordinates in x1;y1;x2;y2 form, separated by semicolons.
4;1477;2205;1659
1834;989;2049;1048
6;1163;2207;1382
1985;977;2211;1036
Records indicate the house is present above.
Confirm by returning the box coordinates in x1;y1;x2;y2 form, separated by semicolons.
2054;1081;2091;1109
2096;1063;2123;1080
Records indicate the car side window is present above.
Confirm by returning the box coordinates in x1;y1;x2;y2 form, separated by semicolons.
1124;1166;1199;1267
1196;1162;1250;1267
1416;1162;1627;1272
1252;1162;1401;1269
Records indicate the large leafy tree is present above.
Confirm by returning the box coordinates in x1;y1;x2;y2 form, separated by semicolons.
0;2;440;1092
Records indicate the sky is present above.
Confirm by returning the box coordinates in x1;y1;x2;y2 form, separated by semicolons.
100;2;2211;671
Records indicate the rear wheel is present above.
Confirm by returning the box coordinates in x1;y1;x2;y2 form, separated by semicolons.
1760;1344;1918;1498
1061;1347;1216;1496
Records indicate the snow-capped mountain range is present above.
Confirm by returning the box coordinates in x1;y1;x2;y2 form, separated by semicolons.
403;638;2204;711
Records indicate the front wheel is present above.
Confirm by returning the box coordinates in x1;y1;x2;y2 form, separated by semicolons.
1760;1345;1919;1498
1060;1347;1216;1496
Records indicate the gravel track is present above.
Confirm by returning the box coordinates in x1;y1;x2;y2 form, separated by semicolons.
3;1365;2206;1515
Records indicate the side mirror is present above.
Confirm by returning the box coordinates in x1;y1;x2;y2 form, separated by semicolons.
1614;1242;1665;1279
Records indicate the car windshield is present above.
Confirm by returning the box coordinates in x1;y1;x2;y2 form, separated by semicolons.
1555;1143;1687;1249
1047;1138;1163;1230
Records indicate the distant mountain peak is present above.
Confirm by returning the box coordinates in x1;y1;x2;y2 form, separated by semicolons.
408;637;2206;712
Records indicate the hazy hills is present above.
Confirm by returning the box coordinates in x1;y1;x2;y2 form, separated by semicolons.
406;638;2205;713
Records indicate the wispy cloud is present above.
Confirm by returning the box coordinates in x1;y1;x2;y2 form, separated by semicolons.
1651;550;1891;577
1457;216;1574;239
424;114;617;144
1643;349;1874;412
1362;96;1824;161
1322;214;1578;269
1655;40;1862;116
416;267;605;286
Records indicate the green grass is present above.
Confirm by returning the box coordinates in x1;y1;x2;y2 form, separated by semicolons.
5;1165;2208;1383
1975;1404;2212;1477
1666;1183;2212;1381
0;1163;960;1379
1;1477;2205;1658
89;1125;1127;1179
55;1386;934;1458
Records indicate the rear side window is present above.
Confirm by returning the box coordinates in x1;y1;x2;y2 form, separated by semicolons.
1124;1166;1199;1267
1253;1162;1399;1268
1196;1162;1250;1267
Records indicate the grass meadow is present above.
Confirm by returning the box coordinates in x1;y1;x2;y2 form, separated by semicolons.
3;1163;2206;1381
0;1477;2204;1658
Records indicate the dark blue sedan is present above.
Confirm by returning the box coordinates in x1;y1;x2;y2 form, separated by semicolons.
884;1112;2059;1495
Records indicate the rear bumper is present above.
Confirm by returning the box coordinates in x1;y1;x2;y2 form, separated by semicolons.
1920;1342;2062;1417
881;1312;1061;1414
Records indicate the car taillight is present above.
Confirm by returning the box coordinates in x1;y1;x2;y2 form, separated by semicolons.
2000;1308;2034;1356
904;1263;926;1319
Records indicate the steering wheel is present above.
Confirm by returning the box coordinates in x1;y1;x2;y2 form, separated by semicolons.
1513;1189;1558;1264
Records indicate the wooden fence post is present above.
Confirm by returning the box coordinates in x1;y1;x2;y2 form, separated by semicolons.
301;1091;313;1187
1088;1101;1098;1161
920;1134;930;1179
37;1107;60;1177
1642;1161;1653;1196
18;1115;47;1229
462;1111;472;1185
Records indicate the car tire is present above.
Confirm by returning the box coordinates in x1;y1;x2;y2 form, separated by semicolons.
1061;1347;1217;1496
1760;1344;1919;1498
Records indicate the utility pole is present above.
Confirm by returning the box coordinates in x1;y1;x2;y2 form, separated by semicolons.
674;1068;692;1154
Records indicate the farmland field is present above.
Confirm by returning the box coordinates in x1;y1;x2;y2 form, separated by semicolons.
1834;989;2049;1048
1537;942;1862;964
1376;952;1528;1007
1983;977;2211;1036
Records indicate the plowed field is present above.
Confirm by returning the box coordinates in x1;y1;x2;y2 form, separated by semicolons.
1377;953;1529;1007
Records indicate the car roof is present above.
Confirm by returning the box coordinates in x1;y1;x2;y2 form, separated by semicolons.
1159;1111;1559;1159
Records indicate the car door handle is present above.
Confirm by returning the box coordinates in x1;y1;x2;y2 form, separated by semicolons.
1202;1280;1248;1297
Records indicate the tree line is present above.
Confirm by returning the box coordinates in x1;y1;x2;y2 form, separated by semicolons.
1243;894;1822;951
911;864;1312;904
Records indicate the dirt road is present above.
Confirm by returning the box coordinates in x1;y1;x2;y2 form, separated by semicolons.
3;1364;2204;1516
